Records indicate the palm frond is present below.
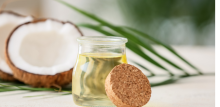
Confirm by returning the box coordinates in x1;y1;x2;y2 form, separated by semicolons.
0;0;211;97
57;0;202;75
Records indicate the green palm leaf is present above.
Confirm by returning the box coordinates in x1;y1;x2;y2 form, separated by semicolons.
57;0;201;75
77;23;174;75
122;26;203;74
78;24;190;76
0;0;213;97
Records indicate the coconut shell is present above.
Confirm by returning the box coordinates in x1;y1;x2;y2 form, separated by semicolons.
0;10;25;17
0;10;34;81
0;70;16;81
105;64;151;107
5;19;83;88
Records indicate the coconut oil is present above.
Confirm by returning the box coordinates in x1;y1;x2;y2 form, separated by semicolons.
72;53;127;106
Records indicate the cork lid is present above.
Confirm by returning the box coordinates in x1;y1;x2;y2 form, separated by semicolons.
105;64;151;107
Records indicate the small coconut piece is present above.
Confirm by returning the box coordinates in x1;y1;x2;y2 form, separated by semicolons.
0;11;33;81
105;64;151;107
0;69;15;81
5;19;83;87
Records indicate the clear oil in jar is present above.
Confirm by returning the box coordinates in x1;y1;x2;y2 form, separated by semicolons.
72;53;127;106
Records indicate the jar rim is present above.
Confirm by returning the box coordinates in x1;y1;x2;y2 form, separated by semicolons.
77;36;128;45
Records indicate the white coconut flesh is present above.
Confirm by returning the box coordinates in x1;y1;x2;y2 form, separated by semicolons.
0;12;33;74
8;19;81;75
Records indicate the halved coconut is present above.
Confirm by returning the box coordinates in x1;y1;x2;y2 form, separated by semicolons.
0;11;33;81
5;19;83;87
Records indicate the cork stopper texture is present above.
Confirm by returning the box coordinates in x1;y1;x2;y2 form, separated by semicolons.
105;64;151;107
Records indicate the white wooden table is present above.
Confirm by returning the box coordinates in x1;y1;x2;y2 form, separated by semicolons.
0;46;215;107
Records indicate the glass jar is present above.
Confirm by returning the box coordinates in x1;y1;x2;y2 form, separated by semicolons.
72;36;128;106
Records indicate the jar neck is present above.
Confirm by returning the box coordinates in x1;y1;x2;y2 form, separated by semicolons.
78;44;126;55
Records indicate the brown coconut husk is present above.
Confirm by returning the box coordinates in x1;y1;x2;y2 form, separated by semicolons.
0;70;16;81
0;10;25;17
5;19;83;88
0;10;33;81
